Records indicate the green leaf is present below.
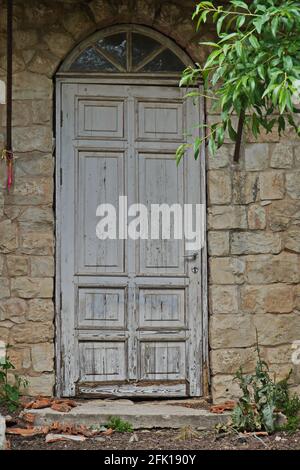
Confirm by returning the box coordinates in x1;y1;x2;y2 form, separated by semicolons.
235;41;243;57
271;16;279;37
249;35;260;49
228;119;237;141
194;137;201;160
257;65;265;80
231;0;249;10
237;15;246;29
208;136;217;156
198;41;220;48
204;48;223;69
217;14;228;35
283;56;293;72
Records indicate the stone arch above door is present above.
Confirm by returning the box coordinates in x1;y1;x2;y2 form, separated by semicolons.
58;25;194;75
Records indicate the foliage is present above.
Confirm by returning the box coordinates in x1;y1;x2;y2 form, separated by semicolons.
176;0;300;164
232;346;300;433
0;350;28;412
106;416;133;433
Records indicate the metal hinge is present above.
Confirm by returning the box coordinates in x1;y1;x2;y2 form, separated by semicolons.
60;291;62;309
60;110;63;127
60;168;63;186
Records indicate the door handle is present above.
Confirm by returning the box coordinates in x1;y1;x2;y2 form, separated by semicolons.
183;252;199;261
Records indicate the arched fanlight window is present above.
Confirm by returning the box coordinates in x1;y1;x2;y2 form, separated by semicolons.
60;25;191;74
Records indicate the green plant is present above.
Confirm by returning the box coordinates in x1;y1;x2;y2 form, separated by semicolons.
232;346;300;433
177;0;300;164
0;350;28;412
106;416;133;433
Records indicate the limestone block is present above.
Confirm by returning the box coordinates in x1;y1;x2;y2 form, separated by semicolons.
31;256;54;277
254;314;300;346
210;285;239;314
0;255;4;275
241;284;295;314
27;299;54;322
11;322;54;344
13;72;52;100
208;206;247;230
210;257;245;285
32;100;52;124
233;172;259;204
270;144;294;168
208;231;230;256
7;256;28;276
8;347;31;370
31;343;54;372
286;171;300;199
231;232;282;255
15;154;54;178
262;344;293;365
211;375;242;403
206;144;232;169
25;374;54;397
5;178;53;206
0;220;17;253
211;347;257;374
245;144;269;171
43;32;74;58
260;171;285;200
11;277;53;299
18;207;53;224
0;279;10;300
19;223;54;255
267;199;300;231
245;253;300;284
13;126;52;153
210;314;256;349
0;298;27;321
284;228;300;253
208;170;232;204
88;0;115;24
248;204;266;230
63;9;96;40
14;29;39;49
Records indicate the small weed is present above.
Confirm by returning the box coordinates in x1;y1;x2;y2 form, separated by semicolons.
231;335;300;434
0;348;28;412
175;425;200;441
106;416;133;433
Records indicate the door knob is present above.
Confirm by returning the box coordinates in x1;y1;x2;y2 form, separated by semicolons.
183;252;199;261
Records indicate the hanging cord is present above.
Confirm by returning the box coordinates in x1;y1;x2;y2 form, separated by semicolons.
1;0;13;191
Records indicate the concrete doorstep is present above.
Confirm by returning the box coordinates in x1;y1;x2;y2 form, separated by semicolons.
24;399;230;430
0;415;6;450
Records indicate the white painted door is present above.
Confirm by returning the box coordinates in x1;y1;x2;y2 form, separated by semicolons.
58;82;204;397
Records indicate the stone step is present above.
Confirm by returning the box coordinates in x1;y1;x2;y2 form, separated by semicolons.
0;415;6;450
24;400;230;430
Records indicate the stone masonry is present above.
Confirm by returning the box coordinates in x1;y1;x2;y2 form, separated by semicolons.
0;0;299;402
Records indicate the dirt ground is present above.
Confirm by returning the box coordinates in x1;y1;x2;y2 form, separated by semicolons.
7;429;300;451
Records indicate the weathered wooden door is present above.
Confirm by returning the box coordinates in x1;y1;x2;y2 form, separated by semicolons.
57;81;204;397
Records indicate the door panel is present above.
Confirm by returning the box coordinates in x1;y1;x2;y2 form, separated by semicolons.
59;82;203;397
77;151;125;273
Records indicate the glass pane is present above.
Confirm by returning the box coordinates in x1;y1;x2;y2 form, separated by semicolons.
141;49;185;72
70;47;117;72
132;33;160;67
97;33;127;68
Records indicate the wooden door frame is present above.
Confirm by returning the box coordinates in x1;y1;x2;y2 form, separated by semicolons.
54;75;209;398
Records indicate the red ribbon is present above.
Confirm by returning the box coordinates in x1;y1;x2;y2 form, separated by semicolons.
1;149;14;191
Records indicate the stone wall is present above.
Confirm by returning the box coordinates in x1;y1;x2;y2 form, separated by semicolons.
207;135;300;401
0;0;299;401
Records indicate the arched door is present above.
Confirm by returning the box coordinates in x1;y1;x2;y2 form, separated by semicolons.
56;25;207;397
